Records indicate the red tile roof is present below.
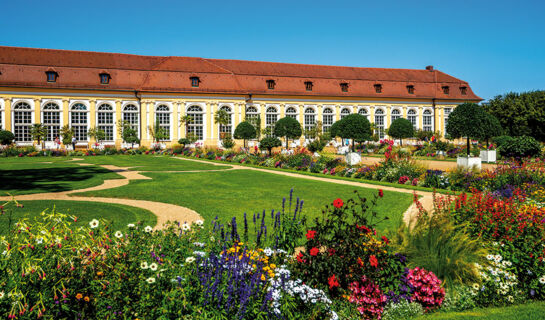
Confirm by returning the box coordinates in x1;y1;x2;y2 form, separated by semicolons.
0;46;481;101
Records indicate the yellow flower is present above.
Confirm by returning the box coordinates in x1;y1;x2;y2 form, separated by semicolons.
261;274;266;281
84;296;90;302
270;264;276;269
76;293;83;300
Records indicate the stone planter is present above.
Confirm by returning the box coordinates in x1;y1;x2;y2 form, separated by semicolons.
457;156;482;170
480;150;497;163
345;152;362;166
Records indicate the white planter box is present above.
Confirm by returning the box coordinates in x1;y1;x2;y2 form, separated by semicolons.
345;152;362;166
457;156;482;170
480;150;497;163
121;142;139;149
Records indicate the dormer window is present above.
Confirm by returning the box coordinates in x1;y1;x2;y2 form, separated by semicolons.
99;73;110;84
305;81;313;91
266;79;276;90
46;71;58;82
406;85;415;94
442;86;450;94
340;82;349;92
460;86;467;95
190;76;200;87
374;84;382;93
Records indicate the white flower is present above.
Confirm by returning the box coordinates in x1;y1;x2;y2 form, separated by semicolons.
182;223;191;232
0;291;4;299
146;277;156;284
140;261;149;269
472;283;480;290
114;231;123;238
193;251;206;257
507;295;514;302
194;220;204;226
486;254;494;261
144;226;153;233
264;248;274;257
127;223;136;228
149;263;158;271
36;238;43;244
210;236;215;242
89;219;99;228
539;276;545;284
185;257;196;263
193;242;205;248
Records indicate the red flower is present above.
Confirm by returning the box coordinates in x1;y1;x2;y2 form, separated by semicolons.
328;274;340;289
357;257;364;267
381;236;389;244
378;189;384;198
306;230;317;240
310;247;319;256
369;255;378;267
333;198;344;208
296;252;305;263
328;248;336;256
356;224;371;234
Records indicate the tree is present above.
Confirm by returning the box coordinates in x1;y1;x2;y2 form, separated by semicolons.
221;134;236;149
259;137;282;155
148;121;168;144
445;102;488;156
179;114;194;139
273;117;302;149
118;120;140;148
479;113;503;149
214;109;231;139
87;127;106;145
0;130;15;145
484;91;545;141
60;125;74;146
387;118;414;146
330;114;372;152
234;121;256;148
30;123;47;148
246;115;262;141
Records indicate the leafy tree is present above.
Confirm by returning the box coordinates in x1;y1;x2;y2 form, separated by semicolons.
499;135;542;158
479;113;503;149
60;125;74;146
330;114;371;152
234;121;257;148
246;115;262;141
387;118;414;146
484;91;545;141
179;115;194;139
273;117;302;149
214;109;231;139
30;123;48;148
118;120;140;148
259;137;282;155
445;103;488;156
87;127;106;145
221;134;236;149
0;130;15;145
148;121;168;144
303;120;323;140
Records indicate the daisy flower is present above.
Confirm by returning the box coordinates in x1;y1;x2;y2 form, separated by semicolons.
89;219;99;228
194;220;204;227
185;257;196;263
0;291;4;299
36;238;43;244
146;277;156;284
182;223;191;232
127;223;136;228
144;226;153;233
140;261;149;269
114;231;123;238
149;263;158;271
539;276;545;284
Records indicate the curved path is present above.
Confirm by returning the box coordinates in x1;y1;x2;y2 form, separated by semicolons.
0;163;203;229
171;157;434;226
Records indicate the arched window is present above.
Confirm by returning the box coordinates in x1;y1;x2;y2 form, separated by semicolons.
13;102;32;142
340;108;350;120
219;105;233;138
71;103;88;142
375;108;385;139
423;109;433;132
265;106;278;136
155;105;171;141
187;105;204;140
443;108;452;134
97;104;114;141
358;107;369;121
285;106;298;119
42;102;60;141
407;109;418;129
391;109;401;123
304;108;316;138
245;106;258;120
123;104;139;137
322;108;334;133
0;102;3;130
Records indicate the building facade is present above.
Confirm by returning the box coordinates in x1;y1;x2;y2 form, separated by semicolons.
0;46;481;148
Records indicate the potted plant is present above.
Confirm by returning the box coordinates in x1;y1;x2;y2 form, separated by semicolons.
446;102;487;169
387;118;414;146
478;113;502;163
30;123;47;151
87;127;106;150
330;114;372;165
148;121;168;150
60;125;74;151
234;121;257;150
273;117;302;150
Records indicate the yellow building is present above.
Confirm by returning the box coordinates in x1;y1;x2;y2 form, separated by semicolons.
0;46;481;148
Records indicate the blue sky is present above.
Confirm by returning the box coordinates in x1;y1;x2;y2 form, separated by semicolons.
1;0;544;100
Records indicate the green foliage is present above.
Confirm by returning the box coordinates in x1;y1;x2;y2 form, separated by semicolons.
148;121;168;143
484;90;545;141
259;136;281;155
0;130;15;145
118;120;140;147
498;135;542;158
273;117;302;148
30;123;48;145
415;129;435;141
388;118;414;145
307;139;327;153
382;299;425;320
60;125;74;145
234;121;257;148
493;135;515;149
446;103;489;155
479;113;503;146
330;114;372;151
87;127;106;144
245;114;262;140
221;134;236;149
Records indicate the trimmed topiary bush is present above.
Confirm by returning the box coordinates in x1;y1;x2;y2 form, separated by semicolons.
259;137;282;155
273;117;302;149
0;130;15;145
446;103;488;156
234;121;257;148
330;114;372;151
388;118;414;146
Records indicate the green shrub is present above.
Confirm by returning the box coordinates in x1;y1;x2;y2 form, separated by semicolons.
499;135;542;158
493;135;515;149
307;139;327;153
382;299;424;320
0;130;15;145
259;137;282;155
221;135;236;149
387;118;414;146
273;117;302;149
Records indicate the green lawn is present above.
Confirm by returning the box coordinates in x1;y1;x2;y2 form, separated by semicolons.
80;155;232;171
0;158;122;195
76;167;414;235
419;301;545;320
0;200;156;235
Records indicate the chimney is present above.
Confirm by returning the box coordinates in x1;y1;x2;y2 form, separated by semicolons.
425;65;434;71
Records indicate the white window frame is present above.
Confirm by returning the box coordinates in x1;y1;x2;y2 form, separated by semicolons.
285;106;298;119
265;106;278;136
340;107;351;120
12;100;34;144
423;109;434;132
70;102;89;143
0;99;4;130
358;107;369;122
322;107;334;133
407;108;418;130
42;101;62;142
122;103;140;139
245;105;259;120
155;104;172;141
444;107;452;134
374;108;385;139
391;108;401;124
97;103;115;142
187;105;205;141
303;107;316;139
218;105;233;138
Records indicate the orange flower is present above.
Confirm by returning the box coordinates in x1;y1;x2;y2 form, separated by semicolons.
75;293;83;300
84;296;90;302
97;271;103;276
